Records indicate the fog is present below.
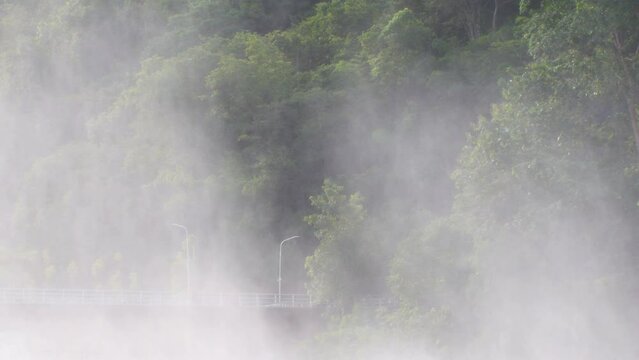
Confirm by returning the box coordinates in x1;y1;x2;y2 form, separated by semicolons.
1;1;638;359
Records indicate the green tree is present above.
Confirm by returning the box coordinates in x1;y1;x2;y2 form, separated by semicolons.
305;179;384;309
451;0;639;355
387;219;475;355
360;8;433;88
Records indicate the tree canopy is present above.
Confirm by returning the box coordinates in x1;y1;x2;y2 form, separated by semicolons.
0;0;638;357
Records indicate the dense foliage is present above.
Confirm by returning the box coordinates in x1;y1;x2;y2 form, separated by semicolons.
0;0;637;357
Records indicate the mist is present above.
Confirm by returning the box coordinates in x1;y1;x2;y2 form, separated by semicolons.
1;0;639;359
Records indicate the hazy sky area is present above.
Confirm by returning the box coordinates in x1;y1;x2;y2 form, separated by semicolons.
0;0;638;359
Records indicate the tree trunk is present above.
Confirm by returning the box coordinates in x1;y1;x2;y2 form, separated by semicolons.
625;95;639;156
493;0;499;32
612;31;639;156
493;0;514;32
462;0;481;40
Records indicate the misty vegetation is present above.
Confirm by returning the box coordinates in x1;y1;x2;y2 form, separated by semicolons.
0;0;638;358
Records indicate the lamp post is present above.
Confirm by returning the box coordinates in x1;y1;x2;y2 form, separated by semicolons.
278;235;301;304
171;223;191;300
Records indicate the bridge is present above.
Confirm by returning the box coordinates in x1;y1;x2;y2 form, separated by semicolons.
0;288;393;309
0;288;330;360
0;288;314;308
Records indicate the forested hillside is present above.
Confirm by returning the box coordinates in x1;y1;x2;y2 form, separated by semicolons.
0;0;638;358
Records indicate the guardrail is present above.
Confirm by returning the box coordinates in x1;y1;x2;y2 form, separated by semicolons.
0;288;314;308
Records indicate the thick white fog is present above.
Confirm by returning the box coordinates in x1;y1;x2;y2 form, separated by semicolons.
1;0;639;359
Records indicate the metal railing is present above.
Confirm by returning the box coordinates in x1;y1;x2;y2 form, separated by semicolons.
0;288;314;308
0;288;397;310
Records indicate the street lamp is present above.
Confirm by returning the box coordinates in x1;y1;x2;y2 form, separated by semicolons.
278;235;301;304
171;223;191;299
